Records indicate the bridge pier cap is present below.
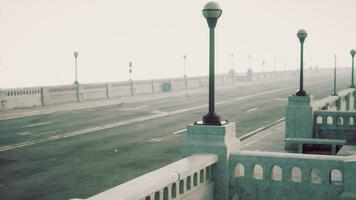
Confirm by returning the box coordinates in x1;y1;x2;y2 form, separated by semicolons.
285;95;314;150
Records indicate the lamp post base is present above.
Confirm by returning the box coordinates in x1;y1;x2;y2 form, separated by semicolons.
202;112;221;125
295;89;307;96
74;81;79;85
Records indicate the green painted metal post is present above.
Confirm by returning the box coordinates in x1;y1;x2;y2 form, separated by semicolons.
296;29;308;96
332;55;337;96
202;4;222;125
350;49;355;88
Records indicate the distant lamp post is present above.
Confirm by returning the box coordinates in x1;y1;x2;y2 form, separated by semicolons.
202;1;222;125
183;55;188;89
332;55;337;96
350;49;356;88
129;62;134;96
295;29;308;96
73;51;79;84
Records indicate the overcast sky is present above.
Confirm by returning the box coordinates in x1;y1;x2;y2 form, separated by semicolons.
1;0;356;88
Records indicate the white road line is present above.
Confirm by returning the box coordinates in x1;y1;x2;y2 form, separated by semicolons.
23;121;52;128
0;87;292;152
118;105;149;111
241;130;276;148
172;129;186;135
274;98;287;101
246;107;258;112
18;132;31;136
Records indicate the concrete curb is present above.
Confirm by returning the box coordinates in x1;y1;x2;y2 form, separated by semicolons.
238;117;285;141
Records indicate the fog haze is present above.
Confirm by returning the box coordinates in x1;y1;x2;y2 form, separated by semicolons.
1;0;356;88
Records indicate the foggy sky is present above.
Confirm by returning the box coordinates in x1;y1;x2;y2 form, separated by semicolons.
1;0;356;88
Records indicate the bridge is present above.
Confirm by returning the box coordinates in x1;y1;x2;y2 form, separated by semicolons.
1;2;356;200
78;79;356;200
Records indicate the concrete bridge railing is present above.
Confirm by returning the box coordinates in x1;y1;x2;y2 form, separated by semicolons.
285;87;356;150
0;69;304;111
314;110;356;144
313;88;355;111
84;153;218;200
229;151;355;200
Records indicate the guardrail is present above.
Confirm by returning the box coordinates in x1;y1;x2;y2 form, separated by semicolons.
85;154;217;200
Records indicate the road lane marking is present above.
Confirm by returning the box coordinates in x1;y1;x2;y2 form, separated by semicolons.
241;130;276;148
246;108;258;112
273;98;287;101
23;121;52;128
172;129;186;135
0;87;295;152
118;105;149;111
18;132;31;136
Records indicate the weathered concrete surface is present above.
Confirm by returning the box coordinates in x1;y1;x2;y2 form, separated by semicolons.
181;122;240;200
85;154;217;200
285;95;314;150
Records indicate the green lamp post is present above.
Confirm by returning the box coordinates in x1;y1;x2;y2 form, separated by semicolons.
350;49;356;88
202;2;222;125
73;51;79;85
332;54;337;96
296;29;308;96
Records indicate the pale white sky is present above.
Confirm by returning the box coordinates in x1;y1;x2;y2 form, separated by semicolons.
1;0;356;88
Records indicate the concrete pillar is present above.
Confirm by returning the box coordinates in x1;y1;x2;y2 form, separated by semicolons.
105;83;111;99
346;94;351;111
336;97;342;111
339;156;356;200
0;90;5;111
75;84;80;102
40;87;45;106
181;122;240;200
353;90;356;111
285;95;314;150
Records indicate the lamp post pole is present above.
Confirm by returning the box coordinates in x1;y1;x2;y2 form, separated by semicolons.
202;2;222;125
183;55;188;89
350;49;356;88
332;55;337;96
296;29;308;96
73;51;79;84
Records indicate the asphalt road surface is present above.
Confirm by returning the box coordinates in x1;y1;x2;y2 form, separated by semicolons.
0;69;351;200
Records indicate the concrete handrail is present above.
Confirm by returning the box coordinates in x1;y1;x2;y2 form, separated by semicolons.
85;153;218;200
314;110;356;127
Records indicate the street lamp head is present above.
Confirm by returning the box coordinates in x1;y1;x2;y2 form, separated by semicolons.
350;49;356;57
73;51;79;58
202;1;222;28
297;29;308;43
